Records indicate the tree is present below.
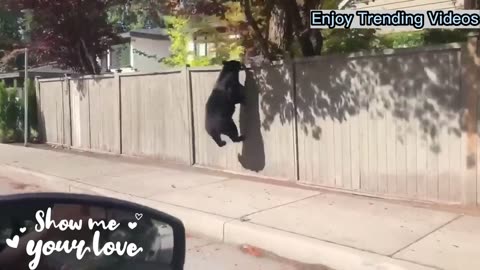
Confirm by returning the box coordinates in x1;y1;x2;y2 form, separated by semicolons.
5;0;127;74
0;10;22;72
162;16;190;66
108;0;169;32
161;0;339;63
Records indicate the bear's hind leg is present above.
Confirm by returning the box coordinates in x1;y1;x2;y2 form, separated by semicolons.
210;131;227;147
224;119;245;143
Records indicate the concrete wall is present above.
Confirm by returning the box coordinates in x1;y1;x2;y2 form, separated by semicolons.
36;38;480;207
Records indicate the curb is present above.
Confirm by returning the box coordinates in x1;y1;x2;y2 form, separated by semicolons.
3;164;437;270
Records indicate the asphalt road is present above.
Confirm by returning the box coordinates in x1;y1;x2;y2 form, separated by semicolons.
0;166;330;270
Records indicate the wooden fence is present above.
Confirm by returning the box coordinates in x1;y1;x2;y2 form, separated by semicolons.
35;37;480;207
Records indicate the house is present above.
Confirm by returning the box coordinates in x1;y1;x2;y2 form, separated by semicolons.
103;27;172;73
0;64;72;98
185;17;243;62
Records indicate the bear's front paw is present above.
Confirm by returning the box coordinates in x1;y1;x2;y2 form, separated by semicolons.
218;141;227;147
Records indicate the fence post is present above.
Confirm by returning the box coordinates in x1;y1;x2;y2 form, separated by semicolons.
185;65;195;165
66;75;72;148
116;73;122;155
61;76;66;146
34;76;43;143
290;59;300;181
461;34;480;206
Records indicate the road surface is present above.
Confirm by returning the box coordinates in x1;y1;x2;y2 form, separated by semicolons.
0;166;330;270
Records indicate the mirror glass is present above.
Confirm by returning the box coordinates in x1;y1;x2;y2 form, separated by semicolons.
0;202;175;270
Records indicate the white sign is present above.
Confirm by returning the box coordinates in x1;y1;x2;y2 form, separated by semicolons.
310;10;480;29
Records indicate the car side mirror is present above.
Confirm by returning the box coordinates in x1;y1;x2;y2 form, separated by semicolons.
0;193;185;270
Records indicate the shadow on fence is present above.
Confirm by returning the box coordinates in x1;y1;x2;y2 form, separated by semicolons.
238;68;266;172
257;45;465;155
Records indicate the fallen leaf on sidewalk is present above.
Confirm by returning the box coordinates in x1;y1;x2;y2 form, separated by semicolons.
240;244;263;257
240;216;251;222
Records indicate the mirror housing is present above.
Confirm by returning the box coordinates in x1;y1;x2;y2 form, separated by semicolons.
0;193;185;270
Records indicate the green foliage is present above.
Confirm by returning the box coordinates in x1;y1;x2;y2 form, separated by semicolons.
161;1;246;67
107;0;166;32
322;29;471;55
162;16;191;67
379;31;426;49
0;79;37;143
189;56;212;67
0;10;20;49
0;81;22;143
423;29;471;45
323;29;381;54
378;29;470;49
26;79;38;139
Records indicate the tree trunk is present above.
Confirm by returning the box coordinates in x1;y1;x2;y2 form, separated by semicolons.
80;38;101;74
285;0;316;57
241;0;273;61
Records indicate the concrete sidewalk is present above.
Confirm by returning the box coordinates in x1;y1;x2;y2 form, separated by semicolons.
0;144;478;270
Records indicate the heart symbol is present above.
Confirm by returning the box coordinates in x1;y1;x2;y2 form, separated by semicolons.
135;213;143;220
128;222;137;230
6;235;19;248
19;227;26;233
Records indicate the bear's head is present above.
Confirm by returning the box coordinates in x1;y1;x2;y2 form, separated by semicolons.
222;60;242;72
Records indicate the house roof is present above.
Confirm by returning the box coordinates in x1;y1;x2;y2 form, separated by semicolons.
119;27;170;41
0;64;73;79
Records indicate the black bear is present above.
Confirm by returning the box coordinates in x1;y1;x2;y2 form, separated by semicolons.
205;60;246;147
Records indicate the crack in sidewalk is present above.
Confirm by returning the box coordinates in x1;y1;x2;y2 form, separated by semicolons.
389;214;464;258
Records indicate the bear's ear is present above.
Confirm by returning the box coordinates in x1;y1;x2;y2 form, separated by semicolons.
222;60;228;65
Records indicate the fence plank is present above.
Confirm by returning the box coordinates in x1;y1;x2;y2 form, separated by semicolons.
359;105;369;191
386;105;398;195
377;112;388;194
350;112;361;190
36;80;65;145
85;78;120;153
406;111;418;198
70;79;91;149
120;71;191;163
461;36;479;206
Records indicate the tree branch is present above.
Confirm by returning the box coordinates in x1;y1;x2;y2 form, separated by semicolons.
80;38;100;74
241;0;273;61
0;48;26;72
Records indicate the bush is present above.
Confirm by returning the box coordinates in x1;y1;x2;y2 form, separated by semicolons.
0;82;22;143
26;79;39;141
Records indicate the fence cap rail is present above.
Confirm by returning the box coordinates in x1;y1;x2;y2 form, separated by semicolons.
69;74;115;80
37;77;66;83
118;69;183;77
294;42;463;64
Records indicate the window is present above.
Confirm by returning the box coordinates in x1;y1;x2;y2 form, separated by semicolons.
196;42;207;57
109;43;131;69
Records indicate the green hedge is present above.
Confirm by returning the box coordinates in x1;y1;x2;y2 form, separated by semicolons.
0;79;39;143
323;29;472;55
